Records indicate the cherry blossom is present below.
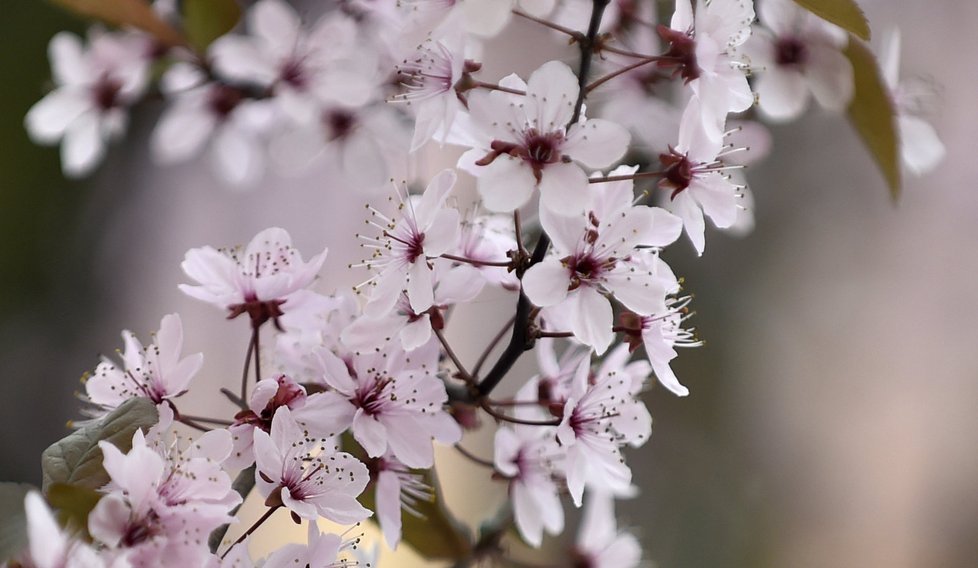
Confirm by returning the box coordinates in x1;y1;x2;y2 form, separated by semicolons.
180;227;327;328
356;169;461;316
662;0;755;139
746;0;854;121
374;452;431;549
150;63;275;188
85;313;202;410
523;171;682;354
493;425;565;547
392;37;466;151
879;29;946;176
556;356;651;505
342;261;484;352
262;521;353;568
457;60;630;216
253;406;371;524
659;97;745;255
210;0;376;120
25;30;150;177
306;344;461;468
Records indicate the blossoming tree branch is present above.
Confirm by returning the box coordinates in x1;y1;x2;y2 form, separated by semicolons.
2;0;944;566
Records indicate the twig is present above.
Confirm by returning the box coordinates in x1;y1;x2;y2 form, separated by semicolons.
434;327;474;384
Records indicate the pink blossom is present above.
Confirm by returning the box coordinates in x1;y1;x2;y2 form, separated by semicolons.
25;30;150;177
356;169;461;316
746;0;854;121
494;425;565;547
85;313;202;410
253;406;370;524
307;344;461;468
457;61;630;216
180;227;327;328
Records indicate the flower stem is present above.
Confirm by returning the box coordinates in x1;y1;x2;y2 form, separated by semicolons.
220;505;280;559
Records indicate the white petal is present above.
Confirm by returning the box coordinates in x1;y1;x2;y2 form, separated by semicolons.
899;115;945;175
569;287;614;354
564;119;630;169
755;68;810;122
806;44;854;112
61;112;105;177
250;0;302;58
526;60;578;131
49;32;88;85
522;259;570;307
24;90;89;143
353;410;388;457
463;0;514;37
407;259;435;314
150;104;216;163
538;161;590;217
476;156;536;212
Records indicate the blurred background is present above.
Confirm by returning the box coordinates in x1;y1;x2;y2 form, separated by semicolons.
2;1;977;566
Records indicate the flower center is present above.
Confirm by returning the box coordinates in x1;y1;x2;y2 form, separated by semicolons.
324;110;356;141
208;84;243;120
92;75;123;111
775;37;809;67
657;25;701;83
658;146;694;198
280;58;308;89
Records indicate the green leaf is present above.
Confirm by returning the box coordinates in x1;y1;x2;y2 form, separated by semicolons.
792;0;871;40
0;483;35;563
49;0;186;47
41;398;159;492
844;36;902;200
182;0;241;52
343;436;472;561
46;483;103;538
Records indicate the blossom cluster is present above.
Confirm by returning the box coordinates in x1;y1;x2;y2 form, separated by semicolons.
9;0;945;566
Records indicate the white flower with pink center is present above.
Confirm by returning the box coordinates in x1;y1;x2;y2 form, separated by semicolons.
342;261;484;352
262;521;354;568
180;227;328;329
659;97;745;255
85;313;203;410
357;169;461;317
210;0;375;121
308;344;462;468
556;356;651;506
457;60;630;216
493;425;565;547
393;38;466;151
662;0;755;139
25;29;150;177
746;0;854;121
523;178;682;354
253;406;371;525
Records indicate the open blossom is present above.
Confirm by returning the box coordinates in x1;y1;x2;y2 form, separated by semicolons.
226;374;307;470
746;0;853;121
392;37;466;151
25;29;150;177
180;227;328;327
374;452;431;549
262;521;355;568
210;0;375;121
342;261;484;352
85;313;202;410
661;0;755;138
457;60;630;216
151;63;275;188
494;425;565;547
455;213;520;290
90;410;241;566
879;29;946;176
556;357;652;505
254;406;371;524
523;170;682;354
356;169;460;317
659;97;745;255
307;343;462;468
